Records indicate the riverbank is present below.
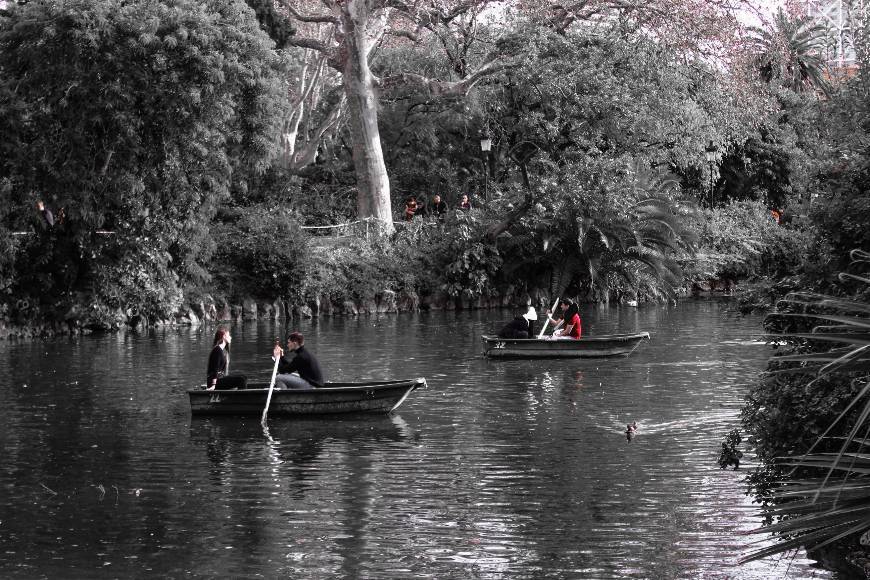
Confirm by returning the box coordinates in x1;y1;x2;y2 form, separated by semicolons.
0;280;742;340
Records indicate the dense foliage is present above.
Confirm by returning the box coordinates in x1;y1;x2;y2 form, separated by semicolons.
686;200;814;285
0;0;288;327
211;205;309;302
736;8;870;568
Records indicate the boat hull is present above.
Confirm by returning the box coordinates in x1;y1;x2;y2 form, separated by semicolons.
188;378;425;416
482;332;650;358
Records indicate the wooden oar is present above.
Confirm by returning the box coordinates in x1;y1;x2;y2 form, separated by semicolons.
538;297;560;338
261;339;281;426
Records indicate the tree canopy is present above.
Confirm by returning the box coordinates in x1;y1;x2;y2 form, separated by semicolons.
0;0;289;324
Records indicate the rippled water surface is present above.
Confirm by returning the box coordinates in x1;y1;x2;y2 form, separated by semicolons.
0;300;831;578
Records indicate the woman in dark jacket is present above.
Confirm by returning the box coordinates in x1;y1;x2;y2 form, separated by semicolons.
206;327;233;390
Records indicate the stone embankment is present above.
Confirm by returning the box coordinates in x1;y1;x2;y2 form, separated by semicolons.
0;287;554;339
0;281;713;339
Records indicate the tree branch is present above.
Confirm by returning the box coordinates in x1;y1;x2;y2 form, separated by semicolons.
485;162;536;243
284;3;339;24
285;36;329;53
290;96;345;171
377;58;517;99
386;28;420;42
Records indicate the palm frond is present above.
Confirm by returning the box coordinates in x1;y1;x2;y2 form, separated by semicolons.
745;253;870;563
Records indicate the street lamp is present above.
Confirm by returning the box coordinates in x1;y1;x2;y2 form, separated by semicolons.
705;142;717;209
480;136;492;203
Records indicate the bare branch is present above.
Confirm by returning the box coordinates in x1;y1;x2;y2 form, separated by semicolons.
386;28;421;42
377;58;517;99
290;96;346;171
284;2;339;24
286;36;329;53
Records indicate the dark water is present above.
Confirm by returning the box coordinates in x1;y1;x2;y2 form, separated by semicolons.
0;300;831;578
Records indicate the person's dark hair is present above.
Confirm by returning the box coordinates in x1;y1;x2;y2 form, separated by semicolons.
564;302;579;321
514;308;527;319
213;326;229;347
287;331;304;345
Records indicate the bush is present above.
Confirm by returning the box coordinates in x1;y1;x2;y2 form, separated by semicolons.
686;200;814;283
211;205;310;301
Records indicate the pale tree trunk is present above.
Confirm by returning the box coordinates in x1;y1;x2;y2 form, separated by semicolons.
339;0;394;233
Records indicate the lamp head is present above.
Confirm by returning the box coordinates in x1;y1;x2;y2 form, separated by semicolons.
705;141;717;163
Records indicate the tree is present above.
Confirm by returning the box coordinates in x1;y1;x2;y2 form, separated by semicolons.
279;0;760;232
748;7;832;95
451;24;767;297
281;0;515;232
0;0;289;324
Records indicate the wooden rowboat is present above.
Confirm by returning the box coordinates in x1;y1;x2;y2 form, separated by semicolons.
188;377;425;416
481;332;650;358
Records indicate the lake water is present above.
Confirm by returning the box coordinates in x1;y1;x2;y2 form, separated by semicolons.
0;300;831;578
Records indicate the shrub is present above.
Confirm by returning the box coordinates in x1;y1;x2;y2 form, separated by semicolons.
687;200;814;283
211;205;310;301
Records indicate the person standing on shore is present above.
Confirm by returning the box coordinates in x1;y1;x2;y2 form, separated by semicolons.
431;194;448;218
36;200;54;229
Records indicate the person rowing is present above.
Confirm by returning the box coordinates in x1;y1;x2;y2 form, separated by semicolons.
545;298;582;339
271;331;325;390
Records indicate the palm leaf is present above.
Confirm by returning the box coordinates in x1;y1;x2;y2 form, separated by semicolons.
744;253;870;563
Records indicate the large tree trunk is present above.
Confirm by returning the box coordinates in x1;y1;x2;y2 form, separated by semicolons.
340;0;394;233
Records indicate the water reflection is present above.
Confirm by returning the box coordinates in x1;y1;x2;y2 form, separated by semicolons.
193;415;411;494
0;300;830;578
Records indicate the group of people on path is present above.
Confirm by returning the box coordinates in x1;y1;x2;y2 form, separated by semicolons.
404;193;472;221
497;298;582;340
206;327;324;391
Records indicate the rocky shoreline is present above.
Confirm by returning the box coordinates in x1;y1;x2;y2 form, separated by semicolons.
0;282;736;340
0;288;549;339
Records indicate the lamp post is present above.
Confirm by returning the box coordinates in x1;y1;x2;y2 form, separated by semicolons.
705;142;717;209
480;136;492;203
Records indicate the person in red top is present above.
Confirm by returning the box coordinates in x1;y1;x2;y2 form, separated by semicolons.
404;196;419;221
546;299;582;339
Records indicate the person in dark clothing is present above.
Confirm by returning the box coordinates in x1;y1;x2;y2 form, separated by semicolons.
498;310;531;339
459;194;471;211
431;194;448;217
206;326;247;390
523;305;537;337
272;331;325;389
36;200;54;228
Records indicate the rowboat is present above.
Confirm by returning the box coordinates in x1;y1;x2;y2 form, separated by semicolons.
481;332;650;358
188;377;425;416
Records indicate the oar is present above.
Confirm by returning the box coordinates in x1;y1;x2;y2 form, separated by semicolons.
261;339;281;426
538;297;560;338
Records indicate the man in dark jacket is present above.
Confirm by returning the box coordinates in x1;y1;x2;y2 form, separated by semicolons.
431;194;448;217
272;331;325;389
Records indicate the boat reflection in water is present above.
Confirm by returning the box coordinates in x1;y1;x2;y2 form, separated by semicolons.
187;413;417;577
190;414;413;494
